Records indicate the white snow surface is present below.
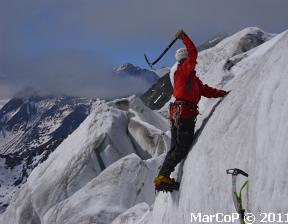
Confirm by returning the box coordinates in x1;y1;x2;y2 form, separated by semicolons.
0;96;169;224
139;29;288;223
111;202;150;224
2;27;288;224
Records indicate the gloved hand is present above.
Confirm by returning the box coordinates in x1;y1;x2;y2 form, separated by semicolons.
220;90;230;97
175;30;187;39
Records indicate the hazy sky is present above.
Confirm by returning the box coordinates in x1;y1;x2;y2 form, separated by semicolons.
1;0;287;98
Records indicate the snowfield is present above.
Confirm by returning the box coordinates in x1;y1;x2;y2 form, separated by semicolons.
138;29;288;224
1;27;288;224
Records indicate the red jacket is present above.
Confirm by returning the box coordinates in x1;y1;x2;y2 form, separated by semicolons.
173;36;226;105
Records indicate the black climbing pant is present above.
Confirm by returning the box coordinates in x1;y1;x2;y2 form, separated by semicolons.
158;117;196;177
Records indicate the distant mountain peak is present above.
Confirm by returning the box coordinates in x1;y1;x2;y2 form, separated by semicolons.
115;63;135;71
115;63;150;74
114;63;159;84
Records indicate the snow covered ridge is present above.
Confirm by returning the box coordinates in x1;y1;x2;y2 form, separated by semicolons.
0;95;170;223
0;96;93;213
142;27;275;111
0;96;93;155
196;27;275;79
114;63;159;84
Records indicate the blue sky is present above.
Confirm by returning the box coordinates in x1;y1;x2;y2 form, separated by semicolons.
1;0;288;98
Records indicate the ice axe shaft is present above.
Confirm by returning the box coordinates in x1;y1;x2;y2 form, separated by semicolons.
226;168;249;224
144;37;178;68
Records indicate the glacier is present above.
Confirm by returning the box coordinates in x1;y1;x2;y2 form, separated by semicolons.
0;96;169;224
137;29;288;224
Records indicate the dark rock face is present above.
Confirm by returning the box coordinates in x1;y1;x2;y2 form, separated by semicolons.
0;96;93;154
224;30;267;71
0;99;24;117
141;73;172;110
51;104;88;139
234;31;266;56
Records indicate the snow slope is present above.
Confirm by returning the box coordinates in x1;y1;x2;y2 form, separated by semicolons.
154;27;274;115
134;29;288;223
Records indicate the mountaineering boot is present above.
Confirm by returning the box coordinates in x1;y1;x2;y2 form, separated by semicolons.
154;175;179;192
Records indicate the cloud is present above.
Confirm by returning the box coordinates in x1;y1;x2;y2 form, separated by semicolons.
0;49;152;99
3;0;286;39
1;0;287;98
1;0;287;53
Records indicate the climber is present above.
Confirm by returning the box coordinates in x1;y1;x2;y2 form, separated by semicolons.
154;30;228;192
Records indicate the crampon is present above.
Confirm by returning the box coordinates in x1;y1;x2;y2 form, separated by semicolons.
154;175;180;192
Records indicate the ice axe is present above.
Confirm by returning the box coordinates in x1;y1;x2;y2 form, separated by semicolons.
144;37;178;68
226;168;249;224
